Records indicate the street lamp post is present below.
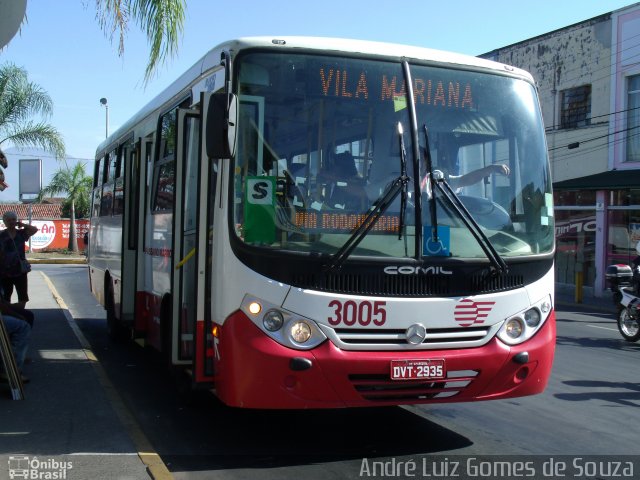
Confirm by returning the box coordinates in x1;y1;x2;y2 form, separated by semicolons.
100;97;109;138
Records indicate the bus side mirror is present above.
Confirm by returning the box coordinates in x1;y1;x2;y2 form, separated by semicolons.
206;92;237;159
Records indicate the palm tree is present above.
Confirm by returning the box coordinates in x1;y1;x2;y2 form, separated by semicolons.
94;0;186;83
39;163;93;252
0;63;65;159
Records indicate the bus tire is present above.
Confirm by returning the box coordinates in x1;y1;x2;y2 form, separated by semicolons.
105;278;123;342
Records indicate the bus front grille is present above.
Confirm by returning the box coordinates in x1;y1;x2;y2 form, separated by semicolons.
334;326;490;346
291;272;524;297
348;370;479;402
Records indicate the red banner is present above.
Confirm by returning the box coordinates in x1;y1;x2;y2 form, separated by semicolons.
1;220;89;251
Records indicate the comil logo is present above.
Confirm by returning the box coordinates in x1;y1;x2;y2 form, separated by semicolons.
8;456;73;479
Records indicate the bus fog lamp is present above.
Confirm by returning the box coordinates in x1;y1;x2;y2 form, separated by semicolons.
524;308;541;327
505;318;524;339
290;321;312;343
248;301;262;315
263;310;284;331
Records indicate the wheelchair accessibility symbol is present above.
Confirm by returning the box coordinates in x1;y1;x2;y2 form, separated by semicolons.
423;226;450;256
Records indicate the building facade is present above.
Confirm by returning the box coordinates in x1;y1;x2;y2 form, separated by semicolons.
482;2;640;297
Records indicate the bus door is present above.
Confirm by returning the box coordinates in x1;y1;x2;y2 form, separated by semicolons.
193;91;224;384
133;137;154;336
120;138;139;327
171;109;201;366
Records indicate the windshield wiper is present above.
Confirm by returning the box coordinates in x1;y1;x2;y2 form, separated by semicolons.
422;125;508;275
398;123;409;240
431;175;508;275
326;122;410;271
422;125;440;248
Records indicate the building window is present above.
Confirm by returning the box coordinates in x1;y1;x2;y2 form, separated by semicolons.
560;85;591;129
626;75;640;162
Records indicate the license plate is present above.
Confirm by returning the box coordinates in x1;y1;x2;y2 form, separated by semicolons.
390;359;446;381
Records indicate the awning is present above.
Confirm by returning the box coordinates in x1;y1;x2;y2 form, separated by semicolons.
553;169;640;190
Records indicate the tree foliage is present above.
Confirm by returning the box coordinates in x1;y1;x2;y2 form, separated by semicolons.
0;63;66;159
93;0;186;83
39;163;93;251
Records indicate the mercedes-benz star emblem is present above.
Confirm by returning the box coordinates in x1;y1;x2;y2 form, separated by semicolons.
405;323;427;345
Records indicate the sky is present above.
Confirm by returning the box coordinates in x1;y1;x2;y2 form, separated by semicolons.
0;0;638;201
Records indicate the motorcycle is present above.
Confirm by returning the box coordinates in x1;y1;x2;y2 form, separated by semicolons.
606;248;640;343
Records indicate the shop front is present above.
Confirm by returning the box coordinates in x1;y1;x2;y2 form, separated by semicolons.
554;170;640;297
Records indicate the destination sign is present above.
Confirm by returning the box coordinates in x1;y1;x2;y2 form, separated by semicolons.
318;67;475;110
293;211;400;233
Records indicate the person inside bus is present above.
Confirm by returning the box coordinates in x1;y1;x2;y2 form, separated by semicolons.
0;211;38;309
420;141;510;194
319;151;368;211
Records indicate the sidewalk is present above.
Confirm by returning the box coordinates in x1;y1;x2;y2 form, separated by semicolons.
0;271;152;480
554;285;617;315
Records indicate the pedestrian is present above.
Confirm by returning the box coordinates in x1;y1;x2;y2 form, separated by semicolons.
0;211;38;309
0;313;31;383
0;287;34;328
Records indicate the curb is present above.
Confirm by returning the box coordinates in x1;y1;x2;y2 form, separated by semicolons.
40;271;172;480
27;258;87;264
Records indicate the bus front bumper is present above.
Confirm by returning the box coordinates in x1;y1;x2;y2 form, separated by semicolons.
214;310;556;409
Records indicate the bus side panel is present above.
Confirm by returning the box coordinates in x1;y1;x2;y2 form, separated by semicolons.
140;207;173;350
134;290;163;350
89;265;105;307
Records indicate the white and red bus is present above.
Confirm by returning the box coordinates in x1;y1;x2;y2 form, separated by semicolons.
88;37;556;408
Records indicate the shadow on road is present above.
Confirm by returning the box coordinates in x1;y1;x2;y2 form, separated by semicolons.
555;380;640;408
162;402;473;471
76;316;473;473
555;334;640;352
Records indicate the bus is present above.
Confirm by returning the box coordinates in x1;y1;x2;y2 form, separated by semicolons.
88;37;555;409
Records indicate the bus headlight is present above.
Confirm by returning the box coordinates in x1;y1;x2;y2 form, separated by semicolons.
290;321;312;343
241;294;327;350
263;310;284;331
524;308;541;327
497;295;552;346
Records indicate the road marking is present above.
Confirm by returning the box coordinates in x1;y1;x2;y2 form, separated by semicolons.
586;324;618;332
40;271;173;480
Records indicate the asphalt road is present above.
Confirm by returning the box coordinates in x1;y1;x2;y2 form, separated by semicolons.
37;264;640;479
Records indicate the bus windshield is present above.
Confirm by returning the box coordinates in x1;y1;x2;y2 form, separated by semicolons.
232;52;553;260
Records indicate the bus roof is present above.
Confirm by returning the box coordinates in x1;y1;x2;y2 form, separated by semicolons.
96;36;533;156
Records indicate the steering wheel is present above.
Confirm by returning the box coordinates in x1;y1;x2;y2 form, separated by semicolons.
456;195;512;230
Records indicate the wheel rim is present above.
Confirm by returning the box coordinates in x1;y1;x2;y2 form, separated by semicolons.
620;309;640;337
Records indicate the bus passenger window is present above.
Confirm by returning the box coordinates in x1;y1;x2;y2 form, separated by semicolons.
152;161;175;212
100;154;115;217
113;143;128;216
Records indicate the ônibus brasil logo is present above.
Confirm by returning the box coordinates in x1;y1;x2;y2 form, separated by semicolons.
8;456;73;479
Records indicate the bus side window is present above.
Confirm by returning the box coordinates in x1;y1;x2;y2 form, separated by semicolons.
92;157;105;218
113;143;127;216
101;150;117;217
152;161;175;211
151;108;177;213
